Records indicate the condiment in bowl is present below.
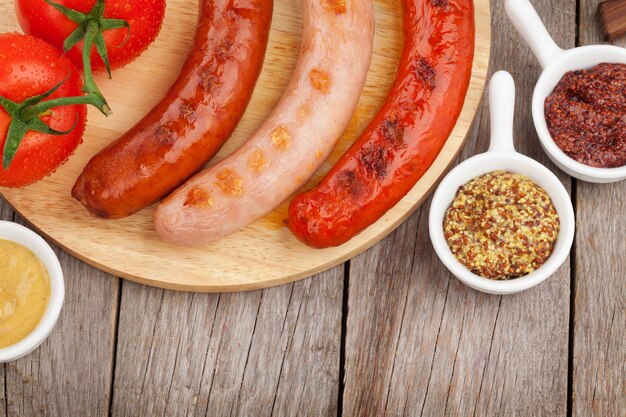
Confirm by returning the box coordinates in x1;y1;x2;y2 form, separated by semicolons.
506;0;626;183
429;71;575;294
0;221;64;362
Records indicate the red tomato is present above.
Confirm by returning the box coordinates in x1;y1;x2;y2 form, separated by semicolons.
15;0;166;73
0;33;87;188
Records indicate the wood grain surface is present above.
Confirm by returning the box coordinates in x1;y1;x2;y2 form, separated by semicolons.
111;267;343;416
574;1;626;415
0;0;625;416
0;0;490;292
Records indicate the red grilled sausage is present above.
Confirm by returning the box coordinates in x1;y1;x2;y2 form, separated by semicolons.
72;0;273;219
288;0;475;248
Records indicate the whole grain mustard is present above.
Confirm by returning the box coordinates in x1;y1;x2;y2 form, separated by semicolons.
443;171;560;280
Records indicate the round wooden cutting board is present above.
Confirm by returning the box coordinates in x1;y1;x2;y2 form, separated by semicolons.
0;0;490;292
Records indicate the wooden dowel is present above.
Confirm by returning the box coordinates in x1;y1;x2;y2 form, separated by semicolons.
598;0;626;41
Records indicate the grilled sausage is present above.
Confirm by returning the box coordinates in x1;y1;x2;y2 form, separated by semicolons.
288;0;475;248
72;0;274;219
154;0;375;245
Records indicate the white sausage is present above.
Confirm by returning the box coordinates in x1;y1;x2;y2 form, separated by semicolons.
155;0;375;245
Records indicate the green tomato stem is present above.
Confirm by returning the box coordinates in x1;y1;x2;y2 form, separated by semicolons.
19;94;110;122
42;0;130;118
79;20;111;116
0;75;88;169
18;22;113;122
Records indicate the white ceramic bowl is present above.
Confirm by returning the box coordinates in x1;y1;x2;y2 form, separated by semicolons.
506;0;626;183
0;221;64;362
429;71;575;294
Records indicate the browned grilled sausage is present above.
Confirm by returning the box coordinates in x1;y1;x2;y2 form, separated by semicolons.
72;0;274;219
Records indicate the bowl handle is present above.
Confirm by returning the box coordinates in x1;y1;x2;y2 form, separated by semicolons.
488;71;516;153
505;0;564;68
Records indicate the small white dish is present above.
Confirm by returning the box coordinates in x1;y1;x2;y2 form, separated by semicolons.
429;71;575;295
506;0;626;183
0;221;64;362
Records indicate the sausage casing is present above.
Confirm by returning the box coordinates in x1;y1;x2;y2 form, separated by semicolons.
72;0;274;219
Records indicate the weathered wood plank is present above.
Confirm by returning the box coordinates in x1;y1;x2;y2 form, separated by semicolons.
269;268;343;417
1;206;120;417
0;197;13;223
112;267;343;417
0;197;10;417
343;207;428;417
0;369;4;417
573;2;626;415
342;0;573;415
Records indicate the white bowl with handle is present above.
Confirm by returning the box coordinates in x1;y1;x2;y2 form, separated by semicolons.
429;71;575;294
506;0;626;183
0;221;64;362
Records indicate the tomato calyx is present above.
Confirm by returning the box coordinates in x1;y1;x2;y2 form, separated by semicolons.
0;74;104;170
44;0;131;114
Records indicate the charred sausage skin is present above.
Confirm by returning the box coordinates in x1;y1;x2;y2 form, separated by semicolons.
288;0;475;248
72;0;274;219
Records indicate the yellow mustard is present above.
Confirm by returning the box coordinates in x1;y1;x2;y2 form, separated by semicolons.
0;239;50;348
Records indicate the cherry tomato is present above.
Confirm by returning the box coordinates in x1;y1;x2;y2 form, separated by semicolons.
0;33;87;188
15;0;166;73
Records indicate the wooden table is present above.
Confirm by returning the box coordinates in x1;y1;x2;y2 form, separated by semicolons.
1;0;624;415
